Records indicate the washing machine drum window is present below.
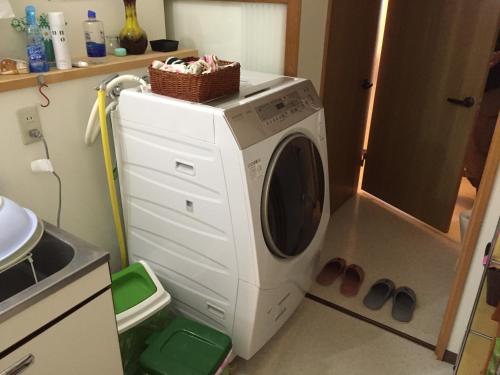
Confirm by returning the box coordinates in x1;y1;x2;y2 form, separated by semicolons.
262;133;325;258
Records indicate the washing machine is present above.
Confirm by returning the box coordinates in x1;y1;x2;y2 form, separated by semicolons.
112;71;330;359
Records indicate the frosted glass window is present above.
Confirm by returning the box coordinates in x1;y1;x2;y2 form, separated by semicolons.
164;0;287;74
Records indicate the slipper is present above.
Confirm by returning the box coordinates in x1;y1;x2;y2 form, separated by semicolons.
363;279;395;310
316;258;346;286
392;287;417;322
340;264;365;297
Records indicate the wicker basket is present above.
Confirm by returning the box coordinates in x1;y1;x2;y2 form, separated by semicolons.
149;58;240;102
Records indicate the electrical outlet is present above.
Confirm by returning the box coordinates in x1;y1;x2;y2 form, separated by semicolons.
17;106;43;145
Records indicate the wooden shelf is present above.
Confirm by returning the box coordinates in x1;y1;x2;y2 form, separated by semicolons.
471;283;497;338
457;333;492;375
0;49;197;93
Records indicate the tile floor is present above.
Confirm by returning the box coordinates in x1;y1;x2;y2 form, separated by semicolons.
310;192;460;344
234;299;453;375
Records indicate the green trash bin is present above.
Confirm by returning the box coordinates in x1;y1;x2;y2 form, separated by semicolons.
111;261;172;375
139;317;232;375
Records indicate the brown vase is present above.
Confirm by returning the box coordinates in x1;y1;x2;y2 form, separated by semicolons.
119;0;148;55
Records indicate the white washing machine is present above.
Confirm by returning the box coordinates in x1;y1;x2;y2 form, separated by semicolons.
112;71;330;359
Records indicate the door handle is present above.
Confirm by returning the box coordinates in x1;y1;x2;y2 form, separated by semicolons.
447;96;475;108
1;354;34;375
361;79;373;90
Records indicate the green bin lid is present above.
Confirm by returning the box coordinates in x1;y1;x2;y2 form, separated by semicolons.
111;262;157;315
140;317;232;375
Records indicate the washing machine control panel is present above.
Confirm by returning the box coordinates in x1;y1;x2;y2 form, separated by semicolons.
224;79;322;149
254;85;319;127
255;92;304;126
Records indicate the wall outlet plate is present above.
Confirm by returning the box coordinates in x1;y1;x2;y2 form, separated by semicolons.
17;106;42;145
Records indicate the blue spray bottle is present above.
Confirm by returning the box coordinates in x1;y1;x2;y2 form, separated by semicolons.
25;5;49;73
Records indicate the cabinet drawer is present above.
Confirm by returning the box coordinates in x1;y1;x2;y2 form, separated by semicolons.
0;290;122;375
0;264;111;353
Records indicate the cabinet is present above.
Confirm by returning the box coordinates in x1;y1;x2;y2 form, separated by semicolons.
0;264;123;375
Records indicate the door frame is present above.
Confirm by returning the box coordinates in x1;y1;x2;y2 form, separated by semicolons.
319;0;500;360
435;114;500;359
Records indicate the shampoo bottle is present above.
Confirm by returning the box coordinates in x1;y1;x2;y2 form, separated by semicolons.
48;12;72;70
83;10;106;62
25;5;49;73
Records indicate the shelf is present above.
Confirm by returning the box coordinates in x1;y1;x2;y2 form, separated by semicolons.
457;333;492;375
493;236;500;264
0;49;197;93
471;282;497;338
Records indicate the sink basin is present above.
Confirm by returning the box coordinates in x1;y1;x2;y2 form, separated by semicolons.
0;222;109;323
0;232;75;304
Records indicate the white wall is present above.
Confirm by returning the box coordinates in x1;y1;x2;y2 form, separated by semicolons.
0;0;165;271
0;68;151;271
297;0;328;91
164;0;329;92
164;0;287;75
448;167;500;353
0;0;165;59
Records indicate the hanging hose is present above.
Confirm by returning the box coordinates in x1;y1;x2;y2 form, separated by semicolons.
85;74;147;145
97;88;128;269
87;74;147;268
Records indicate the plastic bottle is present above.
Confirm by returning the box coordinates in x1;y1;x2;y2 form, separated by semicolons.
48;12;72;70
83;10;106;62
25;5;49;73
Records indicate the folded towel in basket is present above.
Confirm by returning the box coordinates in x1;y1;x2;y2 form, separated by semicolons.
152;54;236;75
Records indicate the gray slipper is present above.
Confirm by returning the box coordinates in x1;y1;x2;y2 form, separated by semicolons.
363;279;395;310
392;287;417;322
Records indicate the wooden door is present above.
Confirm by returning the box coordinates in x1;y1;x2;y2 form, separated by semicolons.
322;0;382;211
363;0;500;231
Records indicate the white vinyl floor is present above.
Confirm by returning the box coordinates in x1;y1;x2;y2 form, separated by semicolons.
233;187;471;373
309;192;460;344
234;299;453;375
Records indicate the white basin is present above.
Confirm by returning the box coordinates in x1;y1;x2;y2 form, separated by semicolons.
0;197;39;267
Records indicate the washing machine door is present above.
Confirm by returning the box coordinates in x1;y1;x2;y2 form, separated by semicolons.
261;133;325;258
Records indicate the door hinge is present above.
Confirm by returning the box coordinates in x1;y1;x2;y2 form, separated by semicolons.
361;149;367;166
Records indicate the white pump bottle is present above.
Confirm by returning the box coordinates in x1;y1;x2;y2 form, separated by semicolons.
48;12;72;70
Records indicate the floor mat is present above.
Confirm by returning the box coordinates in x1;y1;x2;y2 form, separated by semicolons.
309;192;460;345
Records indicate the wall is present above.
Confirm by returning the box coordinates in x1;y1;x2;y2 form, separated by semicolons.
164;0;287;75
0;69;155;271
0;0;328;274
0;0;166;60
164;0;329;92
297;0;328;91
448;166;500;353
0;0;165;271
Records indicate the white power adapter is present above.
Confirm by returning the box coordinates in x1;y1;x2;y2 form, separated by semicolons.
31;158;54;173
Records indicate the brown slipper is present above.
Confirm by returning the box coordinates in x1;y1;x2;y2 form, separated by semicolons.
316;258;346;286
340;264;365;297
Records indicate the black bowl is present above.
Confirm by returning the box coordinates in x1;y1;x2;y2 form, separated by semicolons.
150;39;179;53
